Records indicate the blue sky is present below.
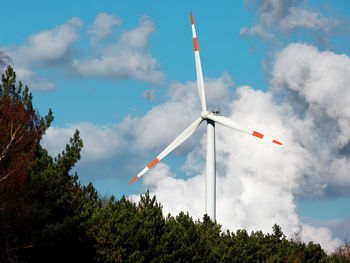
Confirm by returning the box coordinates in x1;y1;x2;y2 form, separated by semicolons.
2;0;350;251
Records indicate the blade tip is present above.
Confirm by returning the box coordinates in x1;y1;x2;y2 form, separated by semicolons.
190;12;194;24
273;139;283;146
128;175;139;185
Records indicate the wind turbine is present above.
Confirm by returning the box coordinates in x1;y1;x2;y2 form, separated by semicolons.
128;12;282;221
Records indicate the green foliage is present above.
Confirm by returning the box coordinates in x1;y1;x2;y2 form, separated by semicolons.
1;132;99;262
22;132;98;262
89;192;165;263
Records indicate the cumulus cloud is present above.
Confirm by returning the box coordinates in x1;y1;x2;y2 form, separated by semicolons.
73;15;164;84
127;43;350;252
139;163;206;218
241;0;339;42
301;224;341;253
303;217;350;248
88;12;122;42
42;122;122;161
279;7;336;32
15;66;55;91
272;43;350;196
15;17;83;65
15;17;82;66
9;17;83;90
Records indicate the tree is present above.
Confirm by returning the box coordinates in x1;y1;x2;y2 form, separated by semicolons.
1;130;100;262
0;66;53;216
19;133;98;262
89;191;166;263
0;66;97;262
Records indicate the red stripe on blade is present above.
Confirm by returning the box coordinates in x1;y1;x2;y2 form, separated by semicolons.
273;139;283;145
190;12;194;25
193;38;199;51
252;131;264;139
128;175;139;185
147;158;159;169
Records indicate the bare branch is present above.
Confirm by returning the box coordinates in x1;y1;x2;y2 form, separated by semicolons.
0;173;10;183
0;50;12;68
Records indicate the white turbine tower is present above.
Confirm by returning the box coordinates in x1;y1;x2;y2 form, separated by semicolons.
128;12;283;221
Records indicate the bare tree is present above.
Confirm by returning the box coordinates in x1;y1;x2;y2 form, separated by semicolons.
0;50;11;68
0;66;53;215
333;238;350;258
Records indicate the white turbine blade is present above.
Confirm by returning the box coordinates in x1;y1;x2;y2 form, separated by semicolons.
129;117;203;185
207;113;283;146
191;12;207;111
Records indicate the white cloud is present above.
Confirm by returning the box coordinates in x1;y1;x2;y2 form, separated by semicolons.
74;15;164;84
141;163;205;219
15;66;55;91
15;17;82;65
42;122;122;161
302;217;350;247
273;44;350;137
240;25;275;40
301;224;341;254
9;17;82;91
272;43;350;194
280;7;337;32
242;0;338;41
119;16;155;49
88;12;122;42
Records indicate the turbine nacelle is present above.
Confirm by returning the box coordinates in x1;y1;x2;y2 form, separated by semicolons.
200;110;210;119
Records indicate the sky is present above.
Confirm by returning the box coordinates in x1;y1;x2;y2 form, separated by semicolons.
2;0;350;253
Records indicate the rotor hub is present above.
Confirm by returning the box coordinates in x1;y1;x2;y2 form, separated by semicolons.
200;110;210;119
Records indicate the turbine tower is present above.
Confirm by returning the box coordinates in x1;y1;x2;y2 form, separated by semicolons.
128;12;282;221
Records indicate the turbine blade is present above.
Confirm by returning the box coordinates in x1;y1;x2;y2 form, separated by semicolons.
129;117;203;185
207;113;283;146
191;12;207;111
